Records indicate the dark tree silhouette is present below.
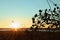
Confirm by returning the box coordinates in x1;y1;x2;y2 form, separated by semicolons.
30;3;60;31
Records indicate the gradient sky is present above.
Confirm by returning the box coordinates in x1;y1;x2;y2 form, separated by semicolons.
0;0;60;28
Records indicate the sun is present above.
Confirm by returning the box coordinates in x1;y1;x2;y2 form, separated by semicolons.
10;22;20;28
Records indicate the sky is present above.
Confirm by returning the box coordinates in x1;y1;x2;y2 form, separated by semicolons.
0;0;60;28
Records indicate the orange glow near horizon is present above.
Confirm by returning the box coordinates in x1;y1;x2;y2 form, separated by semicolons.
0;17;32;28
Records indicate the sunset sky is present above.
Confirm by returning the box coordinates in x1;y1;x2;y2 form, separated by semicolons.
0;0;60;28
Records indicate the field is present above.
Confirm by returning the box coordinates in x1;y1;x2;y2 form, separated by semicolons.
0;28;60;40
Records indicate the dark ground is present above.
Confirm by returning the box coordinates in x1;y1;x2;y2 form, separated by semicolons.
0;28;60;40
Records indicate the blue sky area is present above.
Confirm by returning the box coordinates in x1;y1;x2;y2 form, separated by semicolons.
0;0;60;18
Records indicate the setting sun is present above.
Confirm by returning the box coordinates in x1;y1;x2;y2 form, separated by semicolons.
10;22;20;28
